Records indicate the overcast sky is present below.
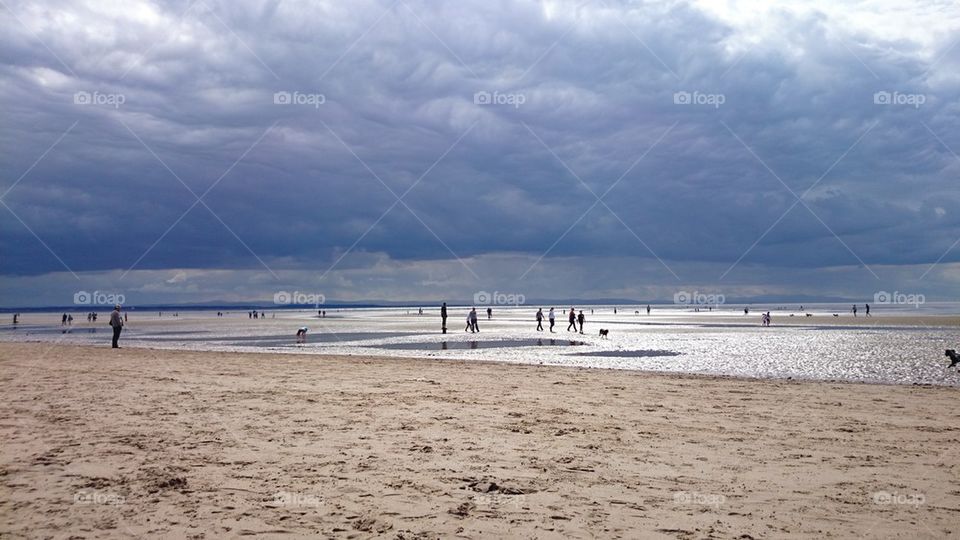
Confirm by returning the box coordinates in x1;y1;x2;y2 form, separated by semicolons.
1;0;959;307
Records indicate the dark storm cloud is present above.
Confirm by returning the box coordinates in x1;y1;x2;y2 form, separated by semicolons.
1;0;959;295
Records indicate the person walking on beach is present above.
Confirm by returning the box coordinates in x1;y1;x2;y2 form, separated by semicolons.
548;308;556;333
536;308;544;331
567;308;577;332
109;304;123;349
865;303;871;317
441;302;448;334
470;308;479;333
577;310;585;334
646;305;651;315
487;307;492;320
852;304;858;317
465;310;472;332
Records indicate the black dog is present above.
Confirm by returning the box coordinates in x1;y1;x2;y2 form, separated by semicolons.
599;329;609;339
946;349;960;368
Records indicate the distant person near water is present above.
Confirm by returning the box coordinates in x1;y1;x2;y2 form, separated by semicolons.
109;304;123;348
441;302;448;334
577;310;585;334
536;308;544;331
548;308;556;333
646;305;651;315
470;308;479;333
852;304;858;317
487;307;492;320
865;303;871;317
567;308;577;332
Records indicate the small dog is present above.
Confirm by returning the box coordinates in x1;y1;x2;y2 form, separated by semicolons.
598;329;609;339
805;313;813;317
946;349;960;368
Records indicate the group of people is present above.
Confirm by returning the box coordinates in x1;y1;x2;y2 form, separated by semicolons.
852;304;871;317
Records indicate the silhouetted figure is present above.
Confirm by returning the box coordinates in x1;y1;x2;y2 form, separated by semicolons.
536;308;544;331
296;327;308;343
852;305;857;317
469;308;479;333
577;311;585;334
865;303;871;317
548;308;556;333
109;304;123;348
646;305;651;315
487;307;492;320
441;302;448;334
567;308;576;332
62;313;67;326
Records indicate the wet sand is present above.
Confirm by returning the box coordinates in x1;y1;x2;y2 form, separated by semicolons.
1;342;958;538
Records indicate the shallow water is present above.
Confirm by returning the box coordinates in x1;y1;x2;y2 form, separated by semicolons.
2;306;958;386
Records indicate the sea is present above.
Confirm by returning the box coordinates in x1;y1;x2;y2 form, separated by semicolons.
1;303;958;387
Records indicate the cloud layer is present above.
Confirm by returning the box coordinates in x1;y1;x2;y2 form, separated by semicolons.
1;0;959;305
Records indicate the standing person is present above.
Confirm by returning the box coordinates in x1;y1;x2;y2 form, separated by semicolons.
865;303;871;317
536;308;544;331
577;310;585;334
548;308;556;333
646;304;651;315
62;313;67;326
109;304;123;349
441;302;448;334
614;307;617;314
470;308;479;333
852;304;858;317
567;308;577;332
486;307;492;320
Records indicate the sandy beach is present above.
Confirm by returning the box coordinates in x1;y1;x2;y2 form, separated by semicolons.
1;342;958;538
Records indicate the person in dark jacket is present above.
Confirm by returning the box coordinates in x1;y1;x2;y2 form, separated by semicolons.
441;302;448;334
109;304;124;348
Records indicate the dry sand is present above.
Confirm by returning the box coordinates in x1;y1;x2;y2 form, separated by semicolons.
1;342;958;539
